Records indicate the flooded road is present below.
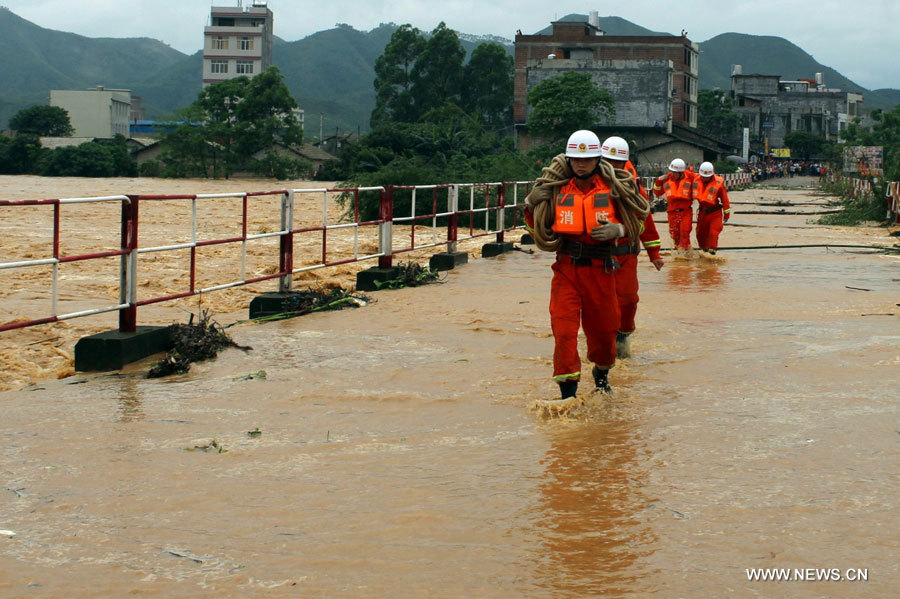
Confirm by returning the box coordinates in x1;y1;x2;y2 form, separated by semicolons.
1;177;899;597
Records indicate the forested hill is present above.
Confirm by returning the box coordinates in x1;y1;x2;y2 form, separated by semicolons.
698;32;900;109
700;32;866;93
1;7;897;134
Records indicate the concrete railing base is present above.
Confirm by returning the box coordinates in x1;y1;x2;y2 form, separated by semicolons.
482;241;515;258
248;292;303;319
429;251;468;271
356;266;402;292
74;326;171;372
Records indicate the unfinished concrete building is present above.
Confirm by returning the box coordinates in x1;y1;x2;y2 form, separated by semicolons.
730;66;864;150
514;17;698;129
513;15;733;171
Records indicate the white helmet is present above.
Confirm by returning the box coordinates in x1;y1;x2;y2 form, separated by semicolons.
565;130;602;158
668;158;686;172
699;161;715;177
600;136;629;161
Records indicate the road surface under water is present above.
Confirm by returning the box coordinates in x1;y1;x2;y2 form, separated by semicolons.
1;178;898;598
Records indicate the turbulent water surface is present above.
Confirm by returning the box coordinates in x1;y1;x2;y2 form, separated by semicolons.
1;176;898;598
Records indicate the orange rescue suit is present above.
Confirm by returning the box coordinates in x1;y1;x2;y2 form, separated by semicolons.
549;175;621;382
694;174;731;251
612;160;662;333
654;171;696;250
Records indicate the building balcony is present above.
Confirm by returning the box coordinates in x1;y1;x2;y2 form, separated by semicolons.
204;25;264;35
203;49;263;59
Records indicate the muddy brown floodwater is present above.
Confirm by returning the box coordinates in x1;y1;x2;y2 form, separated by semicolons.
1;175;898;598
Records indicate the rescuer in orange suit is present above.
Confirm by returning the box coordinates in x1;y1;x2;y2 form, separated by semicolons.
599;136;664;359
653;158;696;251
693;161;731;254
523;130;649;399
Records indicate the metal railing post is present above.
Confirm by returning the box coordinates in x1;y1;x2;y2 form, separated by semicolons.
378;186;394;269
496;183;506;243
448;184;459;254
118;196;138;333
279;190;294;293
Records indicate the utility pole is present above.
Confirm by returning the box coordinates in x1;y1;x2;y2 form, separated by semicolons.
319;113;323;145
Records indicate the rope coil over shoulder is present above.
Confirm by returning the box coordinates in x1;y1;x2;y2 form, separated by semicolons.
525;154;650;253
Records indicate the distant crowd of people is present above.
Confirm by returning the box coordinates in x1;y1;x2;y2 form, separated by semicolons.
737;160;827;181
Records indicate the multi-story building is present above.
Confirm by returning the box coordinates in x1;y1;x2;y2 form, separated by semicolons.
202;1;274;87
50;86;131;138
514;16;699;135
730;66;864;150
513;15;733;171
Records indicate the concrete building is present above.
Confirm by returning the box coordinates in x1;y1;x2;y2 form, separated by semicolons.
50;86;132;138
203;1;274;88
514;16;699;139
730;66;864;150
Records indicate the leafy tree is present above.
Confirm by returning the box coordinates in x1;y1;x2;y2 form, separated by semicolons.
158;66;303;179
842;105;900;180
462;42;513;130
0;133;46;174
194;77;250;178
9;105;74;136
37;138;135;177
410;23;466;119
157;104;215;177
371;24;425;127
526;72;615;144
697;89;741;143
235;66;303;154
784;130;825;160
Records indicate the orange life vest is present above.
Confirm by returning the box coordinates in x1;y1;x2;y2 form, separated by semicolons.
695;175;725;205
663;174;693;202
552;176;622;236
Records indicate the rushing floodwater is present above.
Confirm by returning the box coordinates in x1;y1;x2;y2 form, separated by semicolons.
1;178;898;598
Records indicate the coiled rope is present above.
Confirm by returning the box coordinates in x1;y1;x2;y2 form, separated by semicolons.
526;154;650;253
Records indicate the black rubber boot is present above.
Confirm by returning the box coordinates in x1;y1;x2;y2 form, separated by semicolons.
592;366;612;394
615;332;631;359
558;380;578;399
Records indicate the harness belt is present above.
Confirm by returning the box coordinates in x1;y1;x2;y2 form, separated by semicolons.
702;204;723;214
559;238;634;258
557;239;634;269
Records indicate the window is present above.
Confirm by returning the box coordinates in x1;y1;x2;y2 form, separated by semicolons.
211;59;228;74
240;37;253;50
213;36;228;50
683;104;690;121
236;60;254;74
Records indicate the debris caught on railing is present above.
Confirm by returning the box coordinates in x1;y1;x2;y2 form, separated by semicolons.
252;286;371;324
147;310;251;378
374;261;442;289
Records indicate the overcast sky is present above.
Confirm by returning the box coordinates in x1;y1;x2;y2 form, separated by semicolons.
3;0;897;90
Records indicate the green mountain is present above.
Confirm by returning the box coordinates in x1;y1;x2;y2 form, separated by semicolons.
1;7;896;136
699;32;868;96
0;6;187;124
535;14;671;36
